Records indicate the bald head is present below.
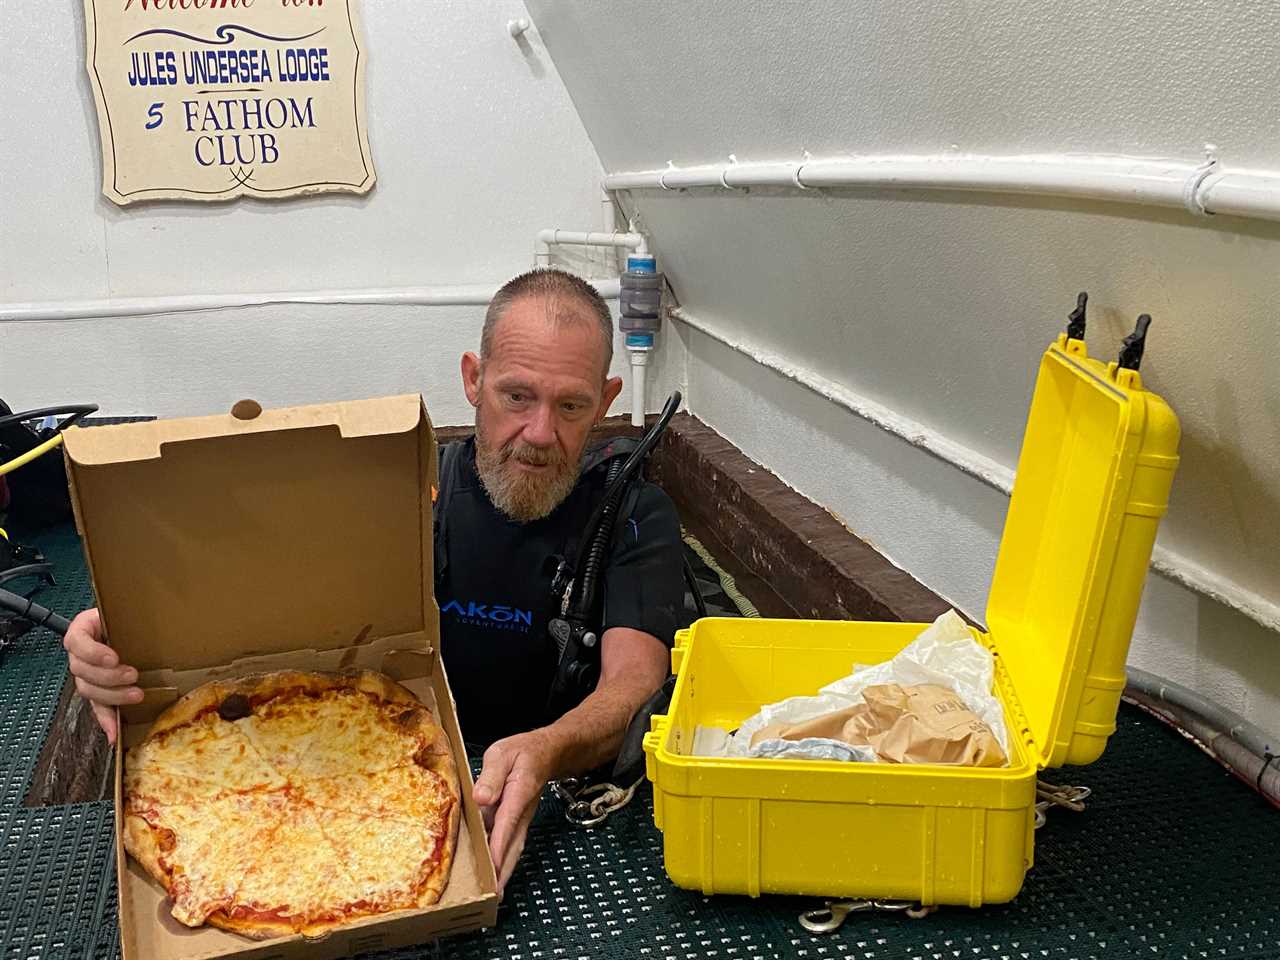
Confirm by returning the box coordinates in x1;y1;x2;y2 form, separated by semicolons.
481;268;614;380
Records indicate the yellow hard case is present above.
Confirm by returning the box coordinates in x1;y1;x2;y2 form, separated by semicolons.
643;335;1181;905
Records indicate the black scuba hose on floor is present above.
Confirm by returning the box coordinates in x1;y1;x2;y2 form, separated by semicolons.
0;587;71;636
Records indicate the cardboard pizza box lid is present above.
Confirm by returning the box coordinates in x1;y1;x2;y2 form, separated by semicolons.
63;395;438;674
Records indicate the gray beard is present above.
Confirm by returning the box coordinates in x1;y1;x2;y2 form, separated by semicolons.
473;428;580;523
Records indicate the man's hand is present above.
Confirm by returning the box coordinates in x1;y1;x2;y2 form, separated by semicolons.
471;627;668;896
63;608;142;745
473;730;558;896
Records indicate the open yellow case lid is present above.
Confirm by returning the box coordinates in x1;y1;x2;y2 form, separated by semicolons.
62;395;438;674
986;332;1179;769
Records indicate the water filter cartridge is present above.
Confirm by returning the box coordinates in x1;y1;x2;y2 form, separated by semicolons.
620;254;662;334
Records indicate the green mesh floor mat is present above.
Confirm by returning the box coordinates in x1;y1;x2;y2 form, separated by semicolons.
2;524;1277;960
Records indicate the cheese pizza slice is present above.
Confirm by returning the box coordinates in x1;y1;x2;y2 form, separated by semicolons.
124;790;290;927
232;695;328;780
314;805;456;912
124;712;285;806
291;690;424;779
213;805;358;939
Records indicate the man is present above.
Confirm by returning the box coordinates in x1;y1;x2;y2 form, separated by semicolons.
63;268;684;894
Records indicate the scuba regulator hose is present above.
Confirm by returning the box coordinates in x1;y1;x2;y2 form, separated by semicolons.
0;403;99;476
546;391;682;731
0;587;71;636
566;391;683;627
0;404;97;633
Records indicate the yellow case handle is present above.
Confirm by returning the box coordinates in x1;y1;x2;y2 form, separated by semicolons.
671;628;691;673
643;713;670;802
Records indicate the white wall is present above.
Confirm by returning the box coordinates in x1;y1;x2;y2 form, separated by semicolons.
527;0;1280;733
1;1;683;422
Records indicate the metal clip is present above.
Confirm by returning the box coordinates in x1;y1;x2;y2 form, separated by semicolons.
550;778;640;828
799;899;914;934
549;778;582;806
565;799;611;828
1034;782;1091;829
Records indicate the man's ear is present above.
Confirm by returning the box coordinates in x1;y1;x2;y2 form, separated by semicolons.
461;352;483;407
598;376;625;421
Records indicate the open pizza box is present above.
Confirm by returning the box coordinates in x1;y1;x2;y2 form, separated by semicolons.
63;394;500;960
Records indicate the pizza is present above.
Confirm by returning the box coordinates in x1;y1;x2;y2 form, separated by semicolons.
122;669;461;940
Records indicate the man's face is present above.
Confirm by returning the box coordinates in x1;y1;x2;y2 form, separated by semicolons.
462;294;623;522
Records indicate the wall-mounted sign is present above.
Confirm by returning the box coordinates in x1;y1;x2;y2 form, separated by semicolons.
83;0;375;205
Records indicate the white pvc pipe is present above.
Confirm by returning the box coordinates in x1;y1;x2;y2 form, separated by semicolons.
1198;168;1280;220
0;279;622;323
603;152;1280;224
628;348;649;427
537;229;649;255
601;188;618;235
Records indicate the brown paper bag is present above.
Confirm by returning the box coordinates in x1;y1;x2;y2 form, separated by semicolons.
751;683;1007;767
